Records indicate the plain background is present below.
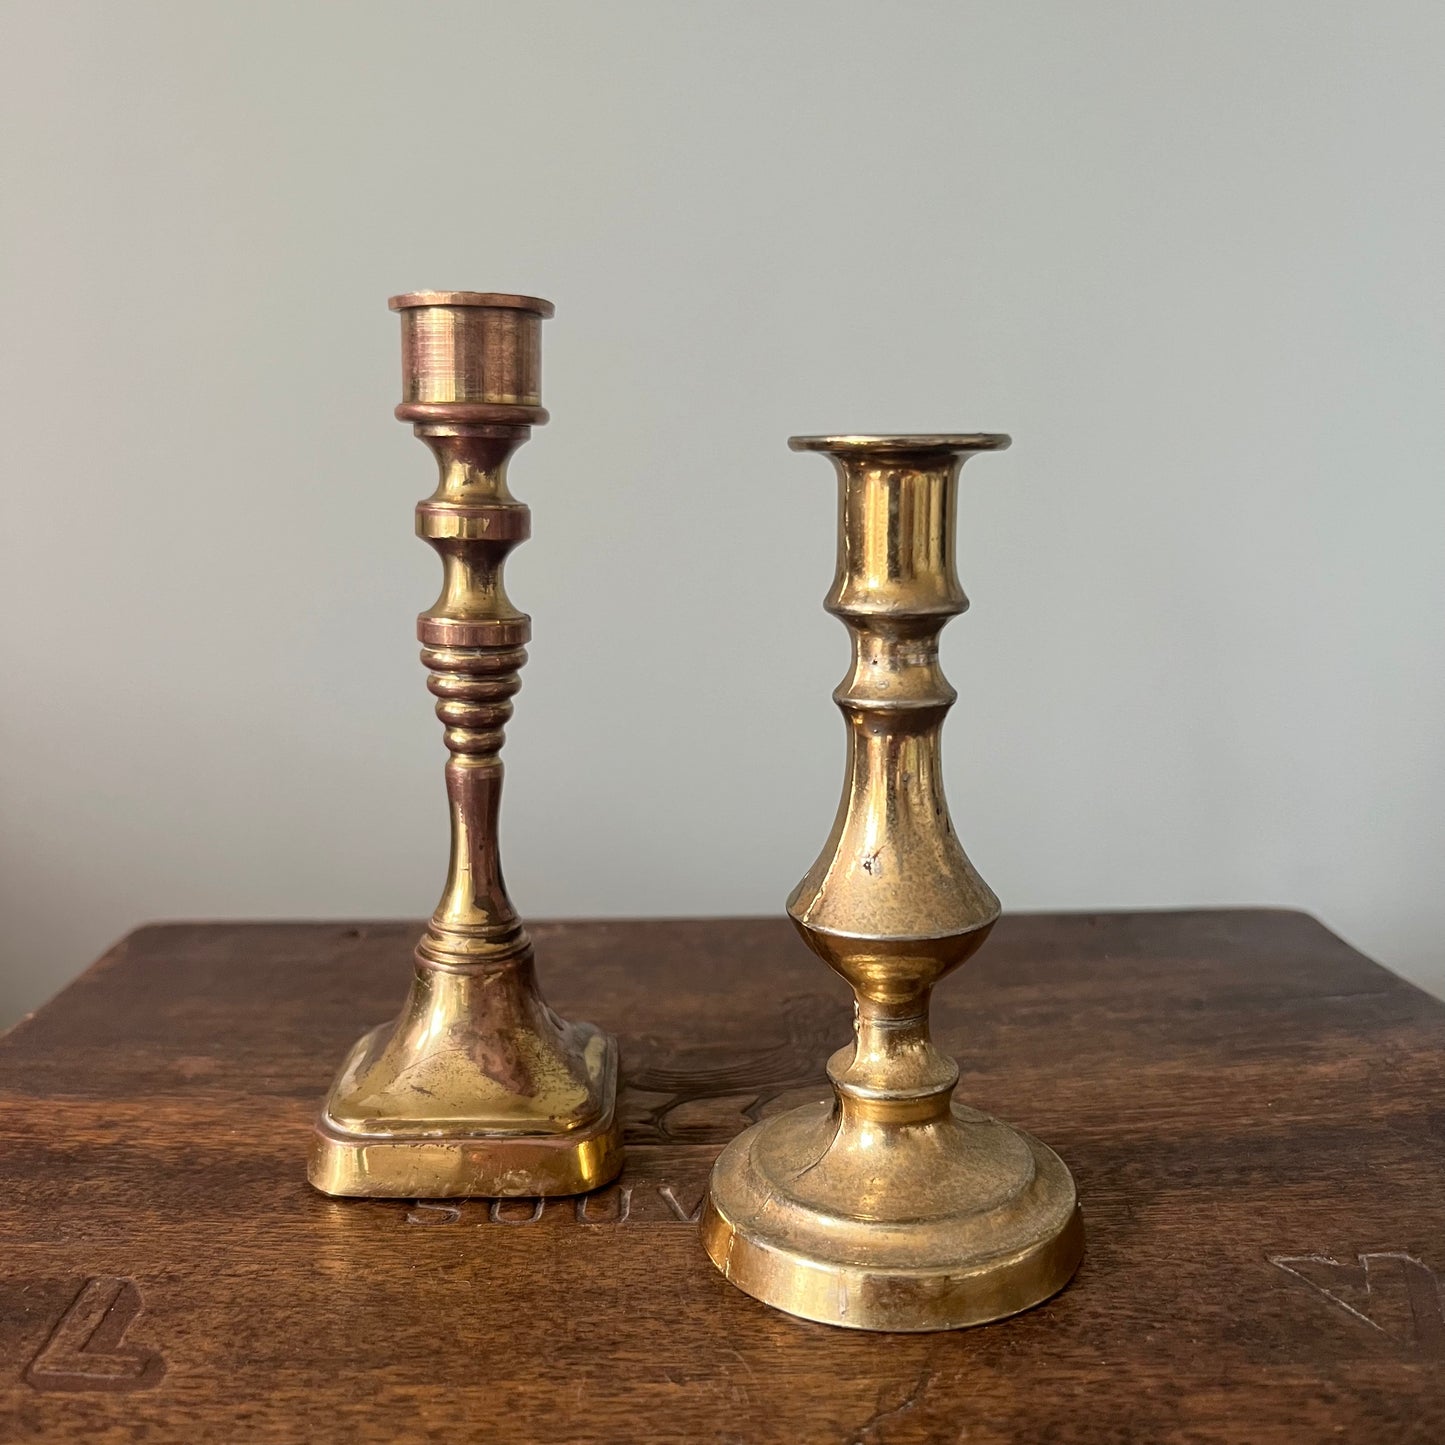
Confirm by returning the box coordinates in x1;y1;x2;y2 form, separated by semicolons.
2;1;1442;1028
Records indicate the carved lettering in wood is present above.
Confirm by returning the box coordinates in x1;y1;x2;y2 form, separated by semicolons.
1271;1252;1445;1356
24;1278;165;1393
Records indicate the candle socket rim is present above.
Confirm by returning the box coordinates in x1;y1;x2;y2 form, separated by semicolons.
389;290;555;316
788;433;1011;456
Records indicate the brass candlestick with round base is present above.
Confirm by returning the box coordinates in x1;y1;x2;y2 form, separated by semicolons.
702;434;1083;1331
308;292;623;1199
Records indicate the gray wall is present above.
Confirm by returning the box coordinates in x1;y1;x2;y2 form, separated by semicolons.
2;1;1442;1025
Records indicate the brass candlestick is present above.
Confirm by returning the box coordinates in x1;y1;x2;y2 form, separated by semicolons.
702;434;1083;1330
308;292;623;1198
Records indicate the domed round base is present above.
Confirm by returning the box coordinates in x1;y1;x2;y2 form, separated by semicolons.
702;1100;1083;1332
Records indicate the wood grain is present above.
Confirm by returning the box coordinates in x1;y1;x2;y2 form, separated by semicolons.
0;910;1442;1443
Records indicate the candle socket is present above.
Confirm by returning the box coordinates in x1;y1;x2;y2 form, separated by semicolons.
307;293;623;1198
702;434;1083;1330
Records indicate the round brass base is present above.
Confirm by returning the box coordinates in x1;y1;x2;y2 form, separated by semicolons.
702;1100;1083;1332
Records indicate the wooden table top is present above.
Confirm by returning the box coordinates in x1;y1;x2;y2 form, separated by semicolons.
0;910;1442;1443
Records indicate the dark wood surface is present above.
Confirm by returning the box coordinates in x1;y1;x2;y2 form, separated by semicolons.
1;911;1443;1443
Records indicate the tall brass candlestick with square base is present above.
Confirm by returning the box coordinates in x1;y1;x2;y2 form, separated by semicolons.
308;292;622;1199
702;434;1083;1330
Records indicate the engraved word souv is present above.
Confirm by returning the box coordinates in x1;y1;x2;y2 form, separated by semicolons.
403;1180;708;1227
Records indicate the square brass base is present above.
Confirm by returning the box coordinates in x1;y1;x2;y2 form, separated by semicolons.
307;1028;623;1199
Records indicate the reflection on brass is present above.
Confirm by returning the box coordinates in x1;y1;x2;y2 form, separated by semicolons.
702;434;1083;1330
308;292;622;1198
